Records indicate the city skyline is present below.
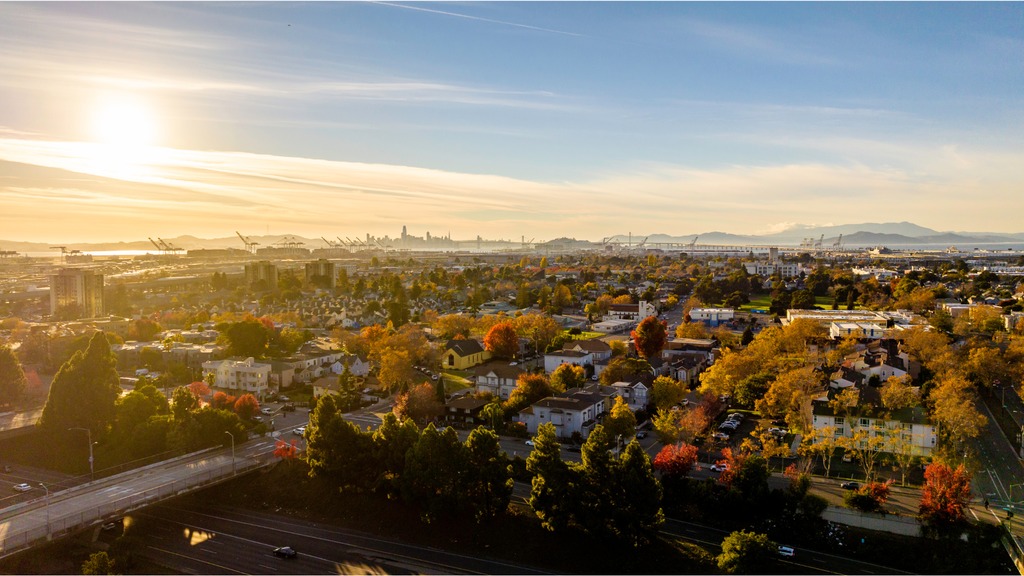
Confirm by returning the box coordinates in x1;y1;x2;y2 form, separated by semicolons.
2;2;1023;243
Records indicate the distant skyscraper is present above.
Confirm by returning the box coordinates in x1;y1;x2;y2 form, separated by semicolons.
49;268;104;318
402;225;407;240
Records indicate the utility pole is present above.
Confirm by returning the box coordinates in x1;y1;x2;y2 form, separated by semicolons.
225;431;235;475
40;483;50;539
69;427;94;479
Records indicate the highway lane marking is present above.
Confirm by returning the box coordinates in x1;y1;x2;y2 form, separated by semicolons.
146;545;245;574
147;505;551;575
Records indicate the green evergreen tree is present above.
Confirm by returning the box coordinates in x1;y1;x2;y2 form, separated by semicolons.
39;332;120;436
401;424;468;521
527;422;576;531
371;412;421;494
609;440;664;546
0;345;28;408
464;428;513;522
717;530;777;573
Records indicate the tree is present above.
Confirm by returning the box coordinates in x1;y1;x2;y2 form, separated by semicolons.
394;382;443;426
273;438;300;460
128;318;163;341
40;332;120;436
930;372;987;450
233;393;259;420
919;463;972;537
171;386;198;421
717;530;777;574
603;396;637;444
305;395;375;489
377;347;415;392
371;412;421;494
840;425;888;481
845;480;891;513
631;316;668;359
527;422;575;532
801;426;841;478
880;375;919;411
464;427;514;521
483;321;519;360
223;319;269;358
0;345;27;408
550;364;586;390
754;366;820;433
651;375;686;411
401;424;469;521
653;443;699;478
82;551;115;575
504;373;556;414
599;356;652;386
609;440;664;546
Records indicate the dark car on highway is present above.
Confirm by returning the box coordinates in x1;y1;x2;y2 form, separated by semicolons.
273;546;297;559
840;481;860;490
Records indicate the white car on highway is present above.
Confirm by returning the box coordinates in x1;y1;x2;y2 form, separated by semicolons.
12;483;31;492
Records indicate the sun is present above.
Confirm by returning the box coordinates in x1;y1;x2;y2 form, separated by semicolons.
90;92;159;148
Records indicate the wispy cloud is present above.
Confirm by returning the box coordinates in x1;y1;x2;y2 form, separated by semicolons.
371;2;585;38
2;136;1023;243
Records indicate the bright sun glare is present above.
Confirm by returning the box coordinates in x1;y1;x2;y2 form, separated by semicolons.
85;92;165;179
91;93;158;147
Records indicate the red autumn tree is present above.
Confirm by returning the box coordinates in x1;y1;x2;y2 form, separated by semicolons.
631;316;668;360
188;381;211;403
234;393;260;420
653;443;699;478
274;439;299;460
211;391;236;410
919;463;973;534
483;321;519;360
716;447;745;488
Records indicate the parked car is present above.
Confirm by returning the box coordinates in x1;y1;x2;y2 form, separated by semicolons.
12;483;31;492
727;413;744;421
293;426;306;436
261;408;274;415
101;519;123;531
525;440;535;446
278;395;290;402
273;546;297;559
778;545;795;557
710;463;728;473
635;431;648;439
768;427;787;436
712;432;730;441
840;481;860;490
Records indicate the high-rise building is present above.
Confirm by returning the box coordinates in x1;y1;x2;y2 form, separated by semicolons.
244;261;278;289
49;268;104;318
304;259;336;288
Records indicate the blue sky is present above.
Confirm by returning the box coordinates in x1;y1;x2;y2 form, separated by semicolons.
1;2;1022;243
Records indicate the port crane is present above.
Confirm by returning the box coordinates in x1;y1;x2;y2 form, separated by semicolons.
50;246;68;264
832;234;843;251
321;236;341;248
687;235;699;249
236;231;259;253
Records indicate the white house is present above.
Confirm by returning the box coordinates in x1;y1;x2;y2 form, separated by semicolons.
610;381;649;411
544;349;594;374
202;357;272;399
829;322;887;340
517;395;604;439
474;361;525;400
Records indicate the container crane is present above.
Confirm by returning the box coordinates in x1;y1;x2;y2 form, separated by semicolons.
50;246;68;264
236;231;259;253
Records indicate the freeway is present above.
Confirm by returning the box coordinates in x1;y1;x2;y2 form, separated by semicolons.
129;501;551;575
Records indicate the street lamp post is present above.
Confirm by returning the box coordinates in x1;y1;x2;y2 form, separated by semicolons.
40;483;50;539
224;431;235;475
68;427;94;480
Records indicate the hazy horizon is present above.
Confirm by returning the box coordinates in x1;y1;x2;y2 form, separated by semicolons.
2;2;1022;243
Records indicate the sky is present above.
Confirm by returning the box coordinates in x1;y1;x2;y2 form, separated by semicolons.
1;2;1023;244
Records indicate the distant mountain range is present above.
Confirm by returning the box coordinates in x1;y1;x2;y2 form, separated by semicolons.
606;222;1024;248
4;222;1024;253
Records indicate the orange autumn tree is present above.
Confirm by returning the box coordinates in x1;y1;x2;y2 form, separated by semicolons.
274;439;299;460
653;443;699;478
919;463;973;537
483;321;519;360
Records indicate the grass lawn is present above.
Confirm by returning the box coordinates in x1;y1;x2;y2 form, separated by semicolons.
441;370;474;391
564;329;604;340
738;294;772;312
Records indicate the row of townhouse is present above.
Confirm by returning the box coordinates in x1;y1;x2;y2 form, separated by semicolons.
811;395;937;457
